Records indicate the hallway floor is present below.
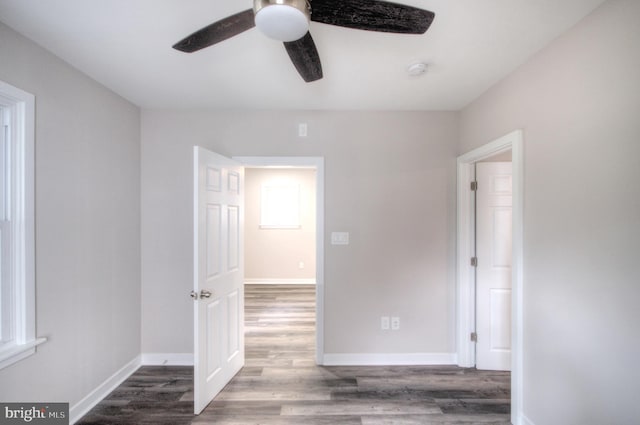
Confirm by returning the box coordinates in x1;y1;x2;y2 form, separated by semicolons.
78;284;510;424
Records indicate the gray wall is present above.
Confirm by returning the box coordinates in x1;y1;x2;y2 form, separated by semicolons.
459;1;640;424
245;168;316;281
141;110;458;356
0;23;141;406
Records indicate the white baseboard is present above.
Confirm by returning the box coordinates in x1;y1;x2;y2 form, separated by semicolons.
322;352;458;366
69;355;141;424
245;278;316;285
521;414;536;425
141;353;194;366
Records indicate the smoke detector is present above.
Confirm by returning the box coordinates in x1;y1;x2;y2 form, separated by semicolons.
407;62;428;77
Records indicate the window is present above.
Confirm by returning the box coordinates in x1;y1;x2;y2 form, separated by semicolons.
0;80;42;371
260;182;301;229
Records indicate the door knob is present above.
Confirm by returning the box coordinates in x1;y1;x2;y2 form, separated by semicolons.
190;290;198;300
200;290;212;299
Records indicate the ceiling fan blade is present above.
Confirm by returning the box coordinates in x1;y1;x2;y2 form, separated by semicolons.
310;0;434;34
283;32;323;83
173;9;255;53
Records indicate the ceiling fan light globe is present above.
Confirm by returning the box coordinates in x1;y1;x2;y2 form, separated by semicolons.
254;1;310;42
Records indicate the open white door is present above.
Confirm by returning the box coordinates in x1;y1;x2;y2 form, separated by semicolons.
193;147;244;414
476;162;512;371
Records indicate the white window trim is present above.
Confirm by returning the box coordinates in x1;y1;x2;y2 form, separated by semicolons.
0;80;44;371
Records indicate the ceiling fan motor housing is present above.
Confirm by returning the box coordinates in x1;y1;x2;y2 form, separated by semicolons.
254;0;311;41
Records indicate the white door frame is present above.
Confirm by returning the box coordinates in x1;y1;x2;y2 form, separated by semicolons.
456;130;523;425
234;156;325;365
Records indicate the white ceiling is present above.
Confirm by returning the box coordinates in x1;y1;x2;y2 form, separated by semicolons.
0;0;605;110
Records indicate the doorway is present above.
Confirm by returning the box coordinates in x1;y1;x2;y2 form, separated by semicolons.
234;156;325;364
456;130;523;425
244;167;317;285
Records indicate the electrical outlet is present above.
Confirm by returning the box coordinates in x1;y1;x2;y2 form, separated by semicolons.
381;316;390;330
331;232;349;245
298;261;305;269
391;316;400;330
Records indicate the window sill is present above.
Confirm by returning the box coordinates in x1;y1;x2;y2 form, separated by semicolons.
0;338;47;371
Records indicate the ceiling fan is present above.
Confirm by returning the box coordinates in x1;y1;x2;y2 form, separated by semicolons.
172;0;435;83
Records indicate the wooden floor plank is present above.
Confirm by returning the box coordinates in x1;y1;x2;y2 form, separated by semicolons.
78;284;510;424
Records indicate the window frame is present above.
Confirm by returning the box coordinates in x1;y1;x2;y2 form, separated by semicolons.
0;80;43;371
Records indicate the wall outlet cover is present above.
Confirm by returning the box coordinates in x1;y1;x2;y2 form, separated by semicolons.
331;232;349;245
381;316;390;330
391;317;400;330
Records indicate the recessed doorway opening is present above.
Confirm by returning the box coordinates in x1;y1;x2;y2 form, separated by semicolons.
235;157;325;365
456;130;523;425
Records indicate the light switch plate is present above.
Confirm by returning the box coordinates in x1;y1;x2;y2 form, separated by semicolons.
331;232;349;245
298;123;308;137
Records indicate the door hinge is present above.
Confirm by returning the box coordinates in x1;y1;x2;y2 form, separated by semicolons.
470;181;478;191
470;332;478;342
470;257;478;267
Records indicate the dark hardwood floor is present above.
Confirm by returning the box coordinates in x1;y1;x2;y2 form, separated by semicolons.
78;284;510;424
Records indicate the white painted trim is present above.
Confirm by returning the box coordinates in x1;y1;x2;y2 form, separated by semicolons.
511;133;525;425
0;80;38;371
521;414;536;425
234;156;325;365
234;156;321;168
0;338;46;370
456;157;476;368
69;355;141;424
141;353;195;366
456;129;524;425
323;352;457;366
244;278;316;285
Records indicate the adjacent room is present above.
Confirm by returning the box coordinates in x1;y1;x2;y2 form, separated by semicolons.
0;1;638;424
